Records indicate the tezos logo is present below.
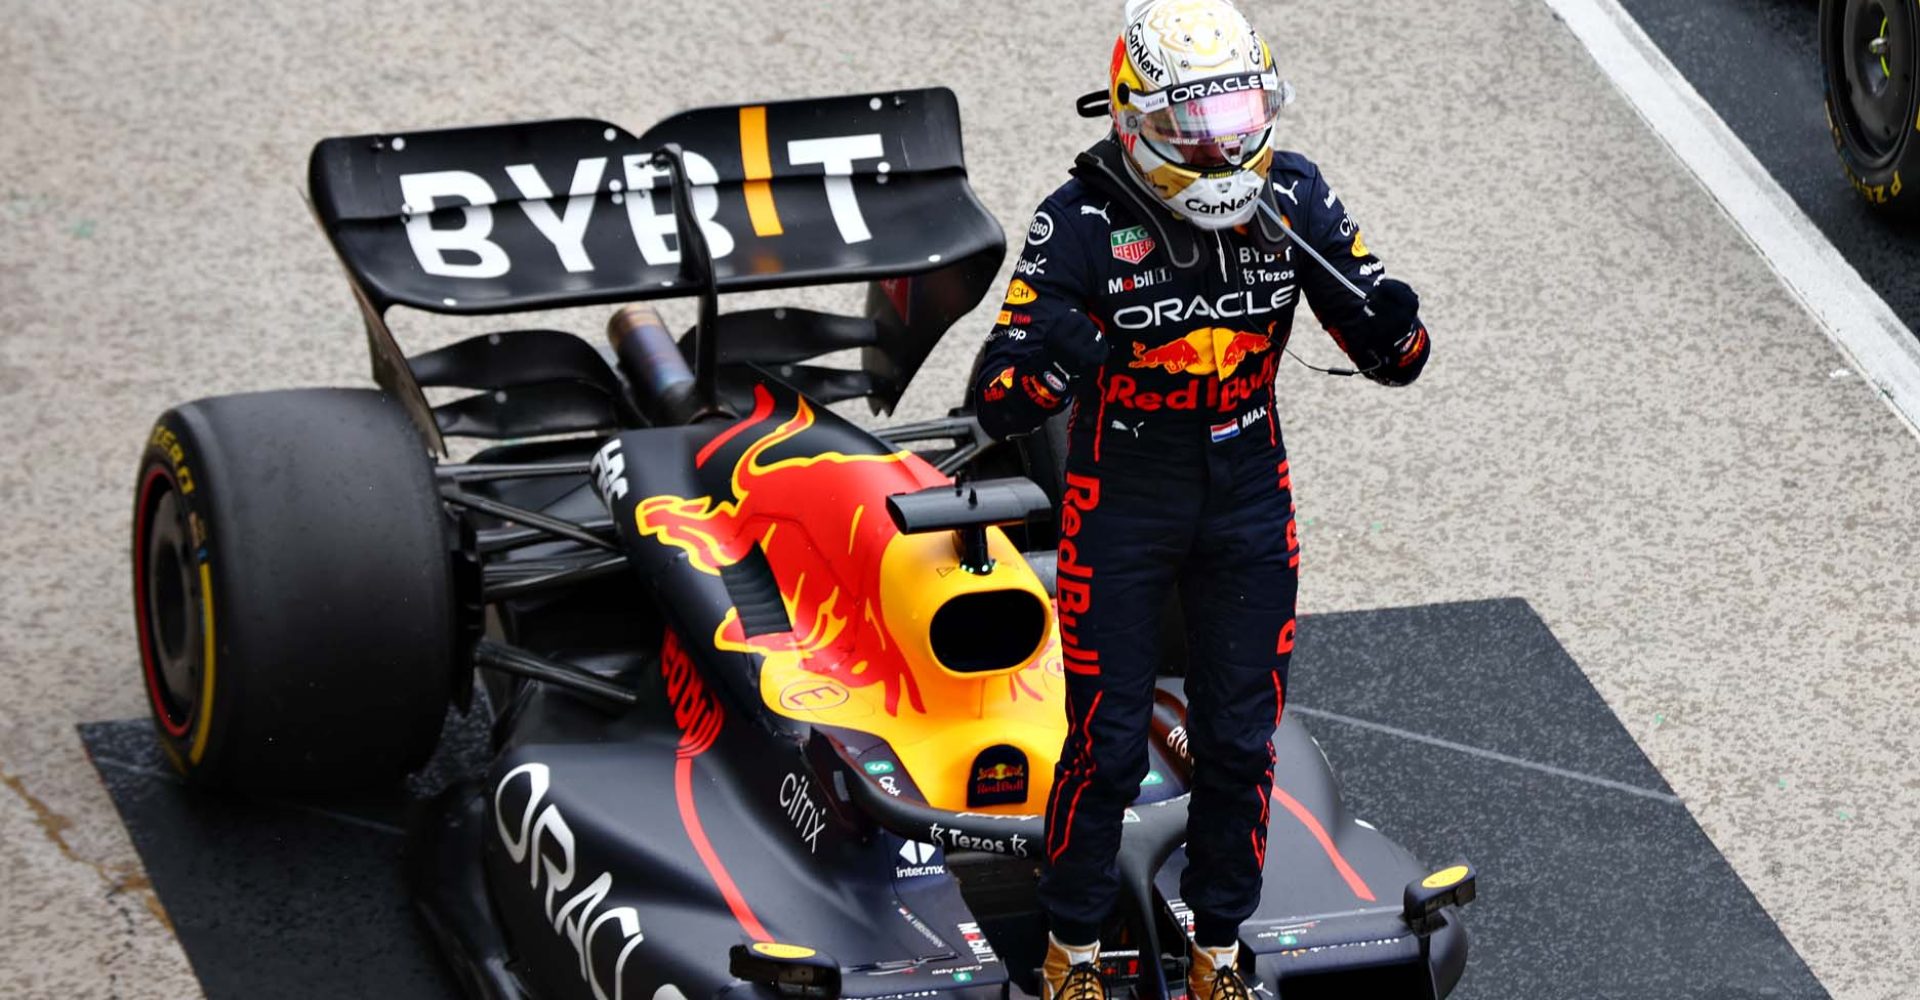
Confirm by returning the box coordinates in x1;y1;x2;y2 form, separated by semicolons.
591;438;629;503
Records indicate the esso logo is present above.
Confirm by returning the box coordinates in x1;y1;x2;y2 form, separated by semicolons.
1028;211;1055;246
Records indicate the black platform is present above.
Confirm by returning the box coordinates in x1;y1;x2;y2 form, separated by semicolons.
81;598;1827;999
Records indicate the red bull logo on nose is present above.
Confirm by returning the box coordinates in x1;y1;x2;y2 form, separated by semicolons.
968;744;1030;807
631;382;1070;815
1128;327;1272;379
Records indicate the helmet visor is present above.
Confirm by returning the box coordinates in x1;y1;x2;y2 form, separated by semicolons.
1134;72;1291;167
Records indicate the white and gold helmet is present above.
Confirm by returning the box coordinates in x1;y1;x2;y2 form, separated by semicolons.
1108;0;1295;229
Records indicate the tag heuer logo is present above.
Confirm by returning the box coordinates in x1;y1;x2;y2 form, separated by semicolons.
1111;226;1156;264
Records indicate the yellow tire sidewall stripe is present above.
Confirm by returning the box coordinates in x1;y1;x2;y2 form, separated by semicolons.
189;561;217;765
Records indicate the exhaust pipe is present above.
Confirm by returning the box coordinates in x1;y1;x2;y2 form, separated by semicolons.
607;305;701;427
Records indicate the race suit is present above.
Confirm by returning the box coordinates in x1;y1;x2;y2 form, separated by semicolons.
974;142;1429;947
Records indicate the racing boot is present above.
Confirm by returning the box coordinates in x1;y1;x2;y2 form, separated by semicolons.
1187;941;1255;1000
1041;934;1106;1000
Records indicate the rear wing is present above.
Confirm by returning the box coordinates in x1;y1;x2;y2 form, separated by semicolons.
307;88;1004;442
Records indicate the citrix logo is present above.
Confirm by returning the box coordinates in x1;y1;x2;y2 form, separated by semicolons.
780;772;827;853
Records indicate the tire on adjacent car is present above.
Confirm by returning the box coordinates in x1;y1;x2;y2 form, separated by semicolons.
1822;0;1920;219
131;388;457;791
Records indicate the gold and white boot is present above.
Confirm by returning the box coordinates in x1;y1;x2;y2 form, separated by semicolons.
1040;934;1107;1000
1187;940;1254;1000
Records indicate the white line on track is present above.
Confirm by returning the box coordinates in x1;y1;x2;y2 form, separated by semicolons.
1290;706;1686;804
1543;0;1920;440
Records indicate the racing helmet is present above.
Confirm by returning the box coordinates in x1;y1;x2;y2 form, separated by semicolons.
1108;0;1295;230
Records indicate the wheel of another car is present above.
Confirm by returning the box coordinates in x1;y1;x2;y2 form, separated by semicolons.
1822;0;1920;219
131;388;458;791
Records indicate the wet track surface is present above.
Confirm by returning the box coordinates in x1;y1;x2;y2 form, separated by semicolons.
83;601;1825;1000
1621;0;1920;334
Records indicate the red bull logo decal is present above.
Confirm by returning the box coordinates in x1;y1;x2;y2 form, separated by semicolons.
634;382;1071;814
1128;327;1271;378
661;629;723;758
968;744;1030;807
983;366;1015;403
634;384;938;716
1105;351;1277;413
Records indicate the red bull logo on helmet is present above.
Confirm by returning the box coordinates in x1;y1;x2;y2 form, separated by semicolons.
1128;327;1272;378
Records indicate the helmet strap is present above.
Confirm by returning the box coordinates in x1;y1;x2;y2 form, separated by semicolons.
1070;135;1207;271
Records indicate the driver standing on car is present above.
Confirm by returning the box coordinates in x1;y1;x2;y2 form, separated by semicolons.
972;2;1430;998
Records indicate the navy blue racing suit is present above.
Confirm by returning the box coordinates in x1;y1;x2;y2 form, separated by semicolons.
974;141;1429;948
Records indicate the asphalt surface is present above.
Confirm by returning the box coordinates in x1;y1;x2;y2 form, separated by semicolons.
3;1;1918;998
1619;0;1920;337
82;600;1827;1000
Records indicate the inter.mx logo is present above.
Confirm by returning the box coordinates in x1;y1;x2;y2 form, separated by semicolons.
896;839;944;879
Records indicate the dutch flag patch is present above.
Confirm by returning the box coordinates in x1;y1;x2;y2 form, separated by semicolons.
1209;420;1240;443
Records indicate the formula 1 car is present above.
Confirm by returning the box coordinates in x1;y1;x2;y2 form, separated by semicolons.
128;88;1474;1000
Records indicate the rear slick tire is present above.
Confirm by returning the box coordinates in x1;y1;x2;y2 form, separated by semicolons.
1822;0;1920;219
131;388;457;792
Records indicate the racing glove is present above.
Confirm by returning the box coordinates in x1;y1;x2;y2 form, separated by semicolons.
1351;279;1430;387
1043;309;1111;382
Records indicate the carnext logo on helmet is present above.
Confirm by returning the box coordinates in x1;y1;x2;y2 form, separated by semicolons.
1184;188;1259;217
1126;23;1167;84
